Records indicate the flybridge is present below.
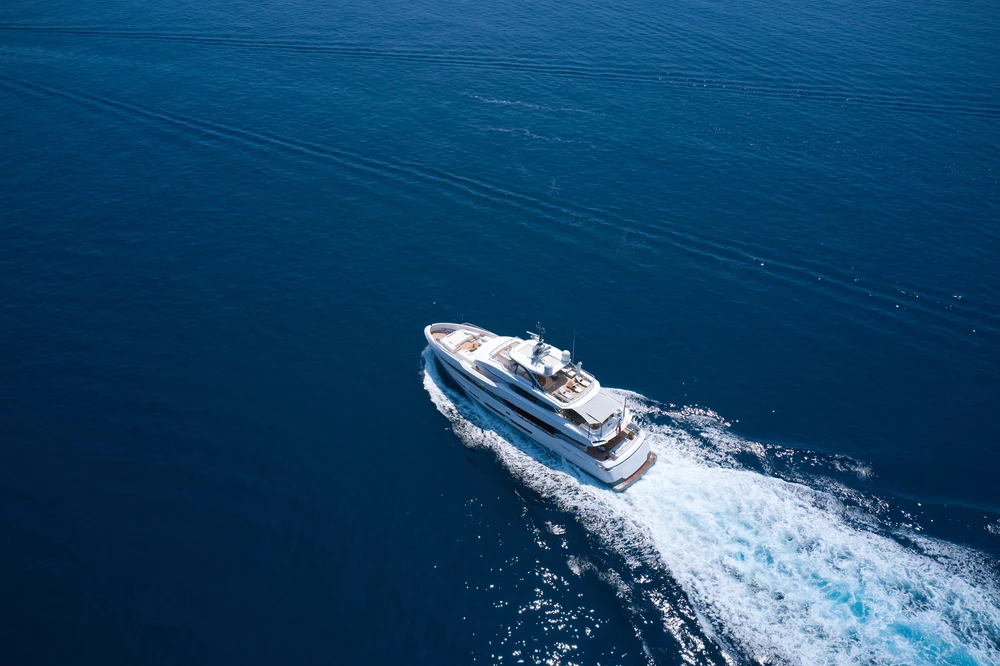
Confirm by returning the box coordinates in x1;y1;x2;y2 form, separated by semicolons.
485;335;596;405
508;339;571;377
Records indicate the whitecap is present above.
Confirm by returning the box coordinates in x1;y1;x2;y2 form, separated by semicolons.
421;349;1000;665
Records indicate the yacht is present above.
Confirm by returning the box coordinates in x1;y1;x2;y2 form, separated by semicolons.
425;323;656;491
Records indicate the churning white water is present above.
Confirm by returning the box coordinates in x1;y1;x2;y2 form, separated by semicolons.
422;350;1000;665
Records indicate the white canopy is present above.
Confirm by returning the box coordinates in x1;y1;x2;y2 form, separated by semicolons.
571;391;621;426
509;341;570;377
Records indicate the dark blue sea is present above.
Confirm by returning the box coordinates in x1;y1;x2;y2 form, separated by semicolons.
2;0;999;662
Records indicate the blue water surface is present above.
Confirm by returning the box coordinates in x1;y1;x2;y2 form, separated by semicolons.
1;0;998;662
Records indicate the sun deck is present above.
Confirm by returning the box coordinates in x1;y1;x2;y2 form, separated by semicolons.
535;365;594;403
487;338;595;404
490;338;521;362
432;327;494;355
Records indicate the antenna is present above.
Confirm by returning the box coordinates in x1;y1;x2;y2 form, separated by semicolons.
531;322;547;360
572;323;577;362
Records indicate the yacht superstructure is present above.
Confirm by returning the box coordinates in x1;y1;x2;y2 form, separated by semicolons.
425;323;656;490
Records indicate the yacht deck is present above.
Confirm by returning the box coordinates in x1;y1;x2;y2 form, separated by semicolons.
536;367;593;402
486;338;593;402
432;327;594;405
433;327;491;354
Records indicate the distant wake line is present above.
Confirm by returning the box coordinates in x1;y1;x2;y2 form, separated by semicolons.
2;25;998;120
421;349;1000;665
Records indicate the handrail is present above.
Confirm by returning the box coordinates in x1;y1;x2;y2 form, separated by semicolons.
489;338;521;360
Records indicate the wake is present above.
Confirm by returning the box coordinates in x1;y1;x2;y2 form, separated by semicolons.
422;350;1000;665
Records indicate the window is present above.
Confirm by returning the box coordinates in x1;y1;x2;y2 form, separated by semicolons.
492;394;556;435
512;385;556;411
510;403;556;435
561;409;587;427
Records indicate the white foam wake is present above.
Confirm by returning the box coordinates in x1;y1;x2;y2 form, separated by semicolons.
421;351;1000;665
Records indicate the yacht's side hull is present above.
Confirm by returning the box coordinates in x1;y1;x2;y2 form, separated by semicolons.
427;337;654;490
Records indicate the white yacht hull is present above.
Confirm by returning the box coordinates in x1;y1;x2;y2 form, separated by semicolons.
426;325;655;490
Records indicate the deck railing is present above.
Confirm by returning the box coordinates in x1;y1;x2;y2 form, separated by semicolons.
489;339;521;360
